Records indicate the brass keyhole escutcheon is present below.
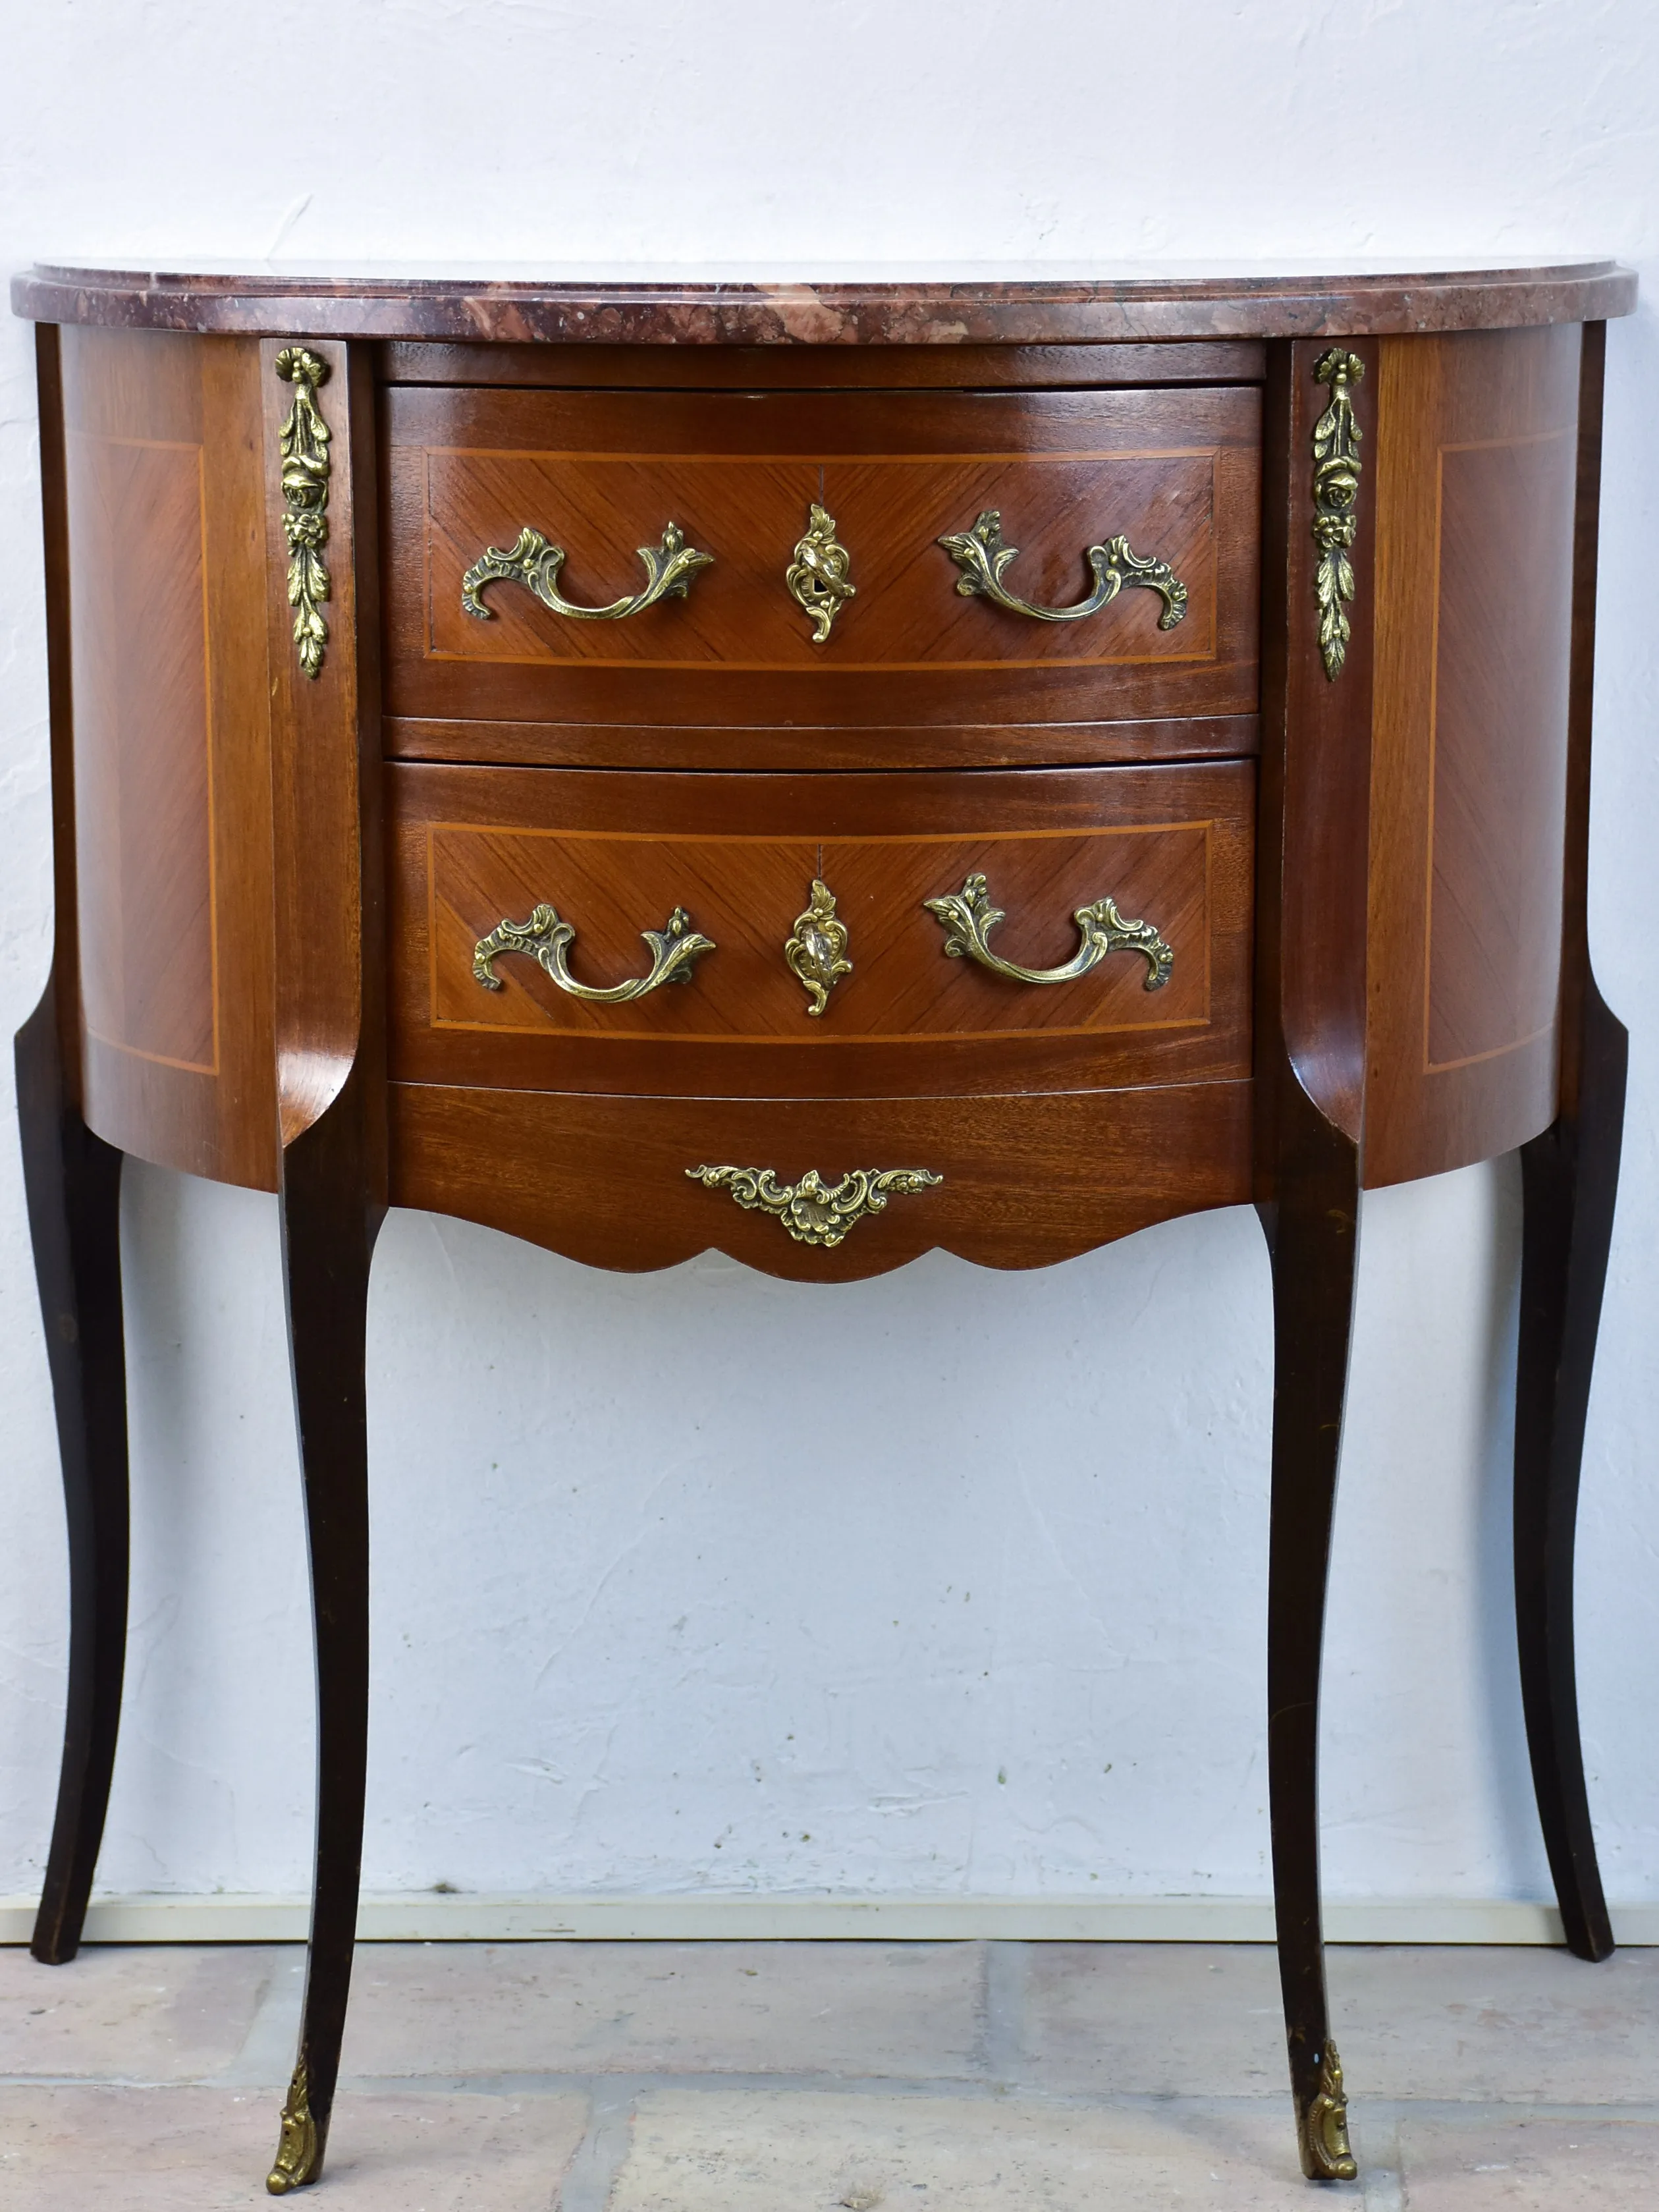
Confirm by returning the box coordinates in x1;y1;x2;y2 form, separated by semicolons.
784;879;852;1015
785;503;856;642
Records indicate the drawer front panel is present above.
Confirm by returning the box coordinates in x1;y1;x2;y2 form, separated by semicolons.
389;762;1253;1099
391;1082;1255;1282
383;385;1261;734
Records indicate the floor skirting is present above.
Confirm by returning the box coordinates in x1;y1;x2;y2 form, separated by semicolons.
1;1892;1655;1945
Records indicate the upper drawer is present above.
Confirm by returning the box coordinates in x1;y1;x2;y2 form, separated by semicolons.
387;759;1253;1101
383;384;1261;734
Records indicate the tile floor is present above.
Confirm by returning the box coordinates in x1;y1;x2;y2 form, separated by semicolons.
1;1939;1653;2207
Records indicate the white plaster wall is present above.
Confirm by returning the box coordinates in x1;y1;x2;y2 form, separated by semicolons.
0;0;1655;1914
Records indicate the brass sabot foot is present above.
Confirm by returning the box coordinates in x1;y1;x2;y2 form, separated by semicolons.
1294;2039;1357;2182
267;2057;321;2194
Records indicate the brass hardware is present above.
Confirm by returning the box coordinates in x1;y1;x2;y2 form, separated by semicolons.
460;522;713;622
274;348;331;678
937;509;1186;629
924;871;1173;991
1312;348;1365;680
1296;2041;1357;2182
688;1165;942;1248
784;879;852;1015
785;501;856;640
266;2057;319;2194
474;902;714;1003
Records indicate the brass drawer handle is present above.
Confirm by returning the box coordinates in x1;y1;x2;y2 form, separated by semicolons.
474;902;715;1003
688;1165;942;1248
925;871;1173;991
937;509;1186;629
461;522;713;622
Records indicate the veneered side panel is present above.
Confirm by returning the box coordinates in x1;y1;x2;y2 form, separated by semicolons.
1364;325;1580;1188
61;325;277;1188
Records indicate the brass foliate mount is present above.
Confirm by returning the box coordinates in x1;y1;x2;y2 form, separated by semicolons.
1295;2040;1357;2182
274;348;331;679
784;879;852;1015
937;509;1187;628
266;2057;319;2194
924;871;1174;991
785;501;857;641
1312;348;1365;680
688;1165;942;1248
461;522;713;622
474;902;715;1003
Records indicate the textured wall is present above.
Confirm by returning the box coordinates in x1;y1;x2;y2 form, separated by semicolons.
0;0;1654;1913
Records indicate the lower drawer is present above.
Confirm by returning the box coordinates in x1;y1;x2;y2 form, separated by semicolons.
387;761;1254;1099
389;1084;1255;1281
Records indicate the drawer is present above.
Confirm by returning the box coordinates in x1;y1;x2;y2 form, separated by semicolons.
383;383;1261;745
388;761;1254;1099
389;1084;1255;1282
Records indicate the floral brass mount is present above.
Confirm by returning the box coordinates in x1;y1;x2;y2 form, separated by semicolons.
785;501;857;640
688;1165;942;1248
265;2055;319;2194
937;510;1187;628
274;348;331;678
1312;348;1365;679
925;872;1174;991
784;879;852;1014
460;523;713;621
1295;2041;1357;2182
474;902;715;1003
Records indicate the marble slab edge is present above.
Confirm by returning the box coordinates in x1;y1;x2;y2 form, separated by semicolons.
9;263;1639;342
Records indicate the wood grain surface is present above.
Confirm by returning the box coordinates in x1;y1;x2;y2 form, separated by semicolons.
389;761;1253;1099
1363;325;1581;1187
389;1080;1254;1280
383;709;1263;774
383;383;1261;728
260;337;389;1159
61;325;277;1189
1255;339;1378;1157
378;339;1269;391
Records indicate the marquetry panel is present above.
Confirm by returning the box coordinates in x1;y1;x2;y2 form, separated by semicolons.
1365;323;1580;1188
383;383;1261;734
388;761;1253;1099
68;416;215;1074
60;325;277;1189
1427;429;1575;1069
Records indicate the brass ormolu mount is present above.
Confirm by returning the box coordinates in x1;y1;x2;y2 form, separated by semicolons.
1295;2039;1357;2181
1311;348;1365;680
266;2057;319;2194
687;1165;941;1248
274;348;332;678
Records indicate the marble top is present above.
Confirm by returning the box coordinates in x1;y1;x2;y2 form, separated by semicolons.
11;258;1637;344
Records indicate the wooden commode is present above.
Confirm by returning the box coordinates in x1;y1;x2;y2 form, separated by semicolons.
9;257;1637;2192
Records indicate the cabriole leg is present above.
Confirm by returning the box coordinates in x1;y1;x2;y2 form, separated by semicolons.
1513;974;1624;1964
267;1099;382;2195
16;982;130;1968
1259;1103;1360;2183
